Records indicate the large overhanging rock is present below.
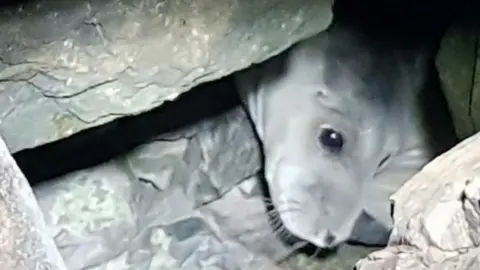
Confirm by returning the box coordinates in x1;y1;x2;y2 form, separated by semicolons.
0;0;333;153
355;131;480;270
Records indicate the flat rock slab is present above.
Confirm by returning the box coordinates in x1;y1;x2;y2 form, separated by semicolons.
355;131;480;270
0;0;333;153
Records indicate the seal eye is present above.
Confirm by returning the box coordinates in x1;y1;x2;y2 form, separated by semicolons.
319;128;344;153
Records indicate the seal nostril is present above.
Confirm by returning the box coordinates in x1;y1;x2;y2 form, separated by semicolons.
324;230;336;246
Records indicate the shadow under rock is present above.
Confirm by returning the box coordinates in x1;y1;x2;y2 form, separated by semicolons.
14;76;242;186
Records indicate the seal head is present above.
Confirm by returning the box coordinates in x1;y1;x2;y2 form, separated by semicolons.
235;23;438;249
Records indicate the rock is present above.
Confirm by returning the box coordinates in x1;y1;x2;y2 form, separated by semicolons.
29;102;377;269
436;14;480;140
281;245;378;270
355;131;480;270
0;0;333;153
32;106;271;269
0;135;66;269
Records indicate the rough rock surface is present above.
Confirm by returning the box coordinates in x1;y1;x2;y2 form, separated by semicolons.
436;14;480;140
0;135;66;269
0;0;333;153
31;105;373;270
281;245;377;270
355;131;480;270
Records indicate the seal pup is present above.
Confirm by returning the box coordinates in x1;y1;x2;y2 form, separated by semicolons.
234;22;454;249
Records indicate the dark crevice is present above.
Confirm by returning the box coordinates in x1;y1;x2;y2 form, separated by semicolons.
13;75;241;186
468;30;479;132
333;0;467;46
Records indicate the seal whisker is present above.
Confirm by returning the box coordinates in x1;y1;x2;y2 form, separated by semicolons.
291;240;309;251
263;202;275;207
276;226;292;240
260;198;274;207
278;227;298;242
269;215;283;227
277;228;292;239
283;199;301;206
272;222;290;238
267;209;278;216
267;209;299;242
267;203;301;213
309;246;321;259
272;223;293;239
268;213;285;230
278;207;301;214
272;221;283;230
267;207;282;214
260;197;274;203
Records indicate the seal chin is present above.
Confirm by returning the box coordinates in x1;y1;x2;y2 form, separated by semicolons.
279;211;344;249
267;163;363;248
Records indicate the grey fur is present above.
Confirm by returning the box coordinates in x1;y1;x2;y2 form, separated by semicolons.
234;22;453;248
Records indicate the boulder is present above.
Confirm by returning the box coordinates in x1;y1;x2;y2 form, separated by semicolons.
0;0;333;153
0;135;66;270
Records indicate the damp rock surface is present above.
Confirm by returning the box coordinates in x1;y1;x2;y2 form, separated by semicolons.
0;0;333;153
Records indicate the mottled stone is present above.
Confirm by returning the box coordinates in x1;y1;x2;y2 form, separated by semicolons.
0;135;66;269
0;0;333;153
